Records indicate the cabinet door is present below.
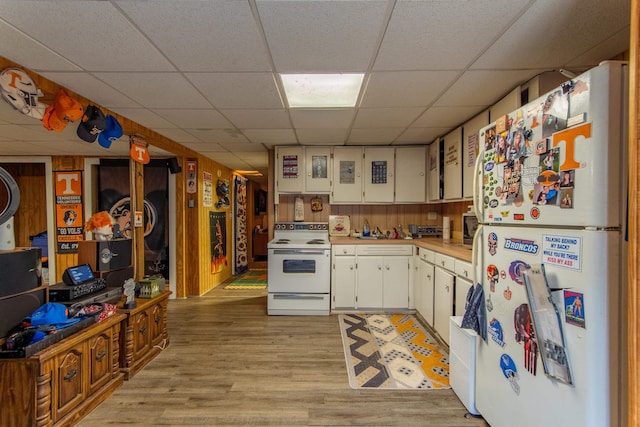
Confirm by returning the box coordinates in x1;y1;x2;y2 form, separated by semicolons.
132;310;151;360
443;126;462;200
356;256;384;308
150;303;166;346
364;147;395;203
383;256;409;309
87;330;112;396
420;259;436;326
332;255;356;309
305;146;331;193
414;255;424;315
395;146;426;202
462;111;488;199
455;276;473;317
434;267;455;345
331;147;363;203
427;140;441;201
55;345;85;420
276;146;304;193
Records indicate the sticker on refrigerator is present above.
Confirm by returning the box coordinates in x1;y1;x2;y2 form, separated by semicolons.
499;354;520;395
489;318;505;347
487;265;499;292
514;304;538;376
487;232;498;255
564;290;586;328
509;260;530;285
542;235;582;271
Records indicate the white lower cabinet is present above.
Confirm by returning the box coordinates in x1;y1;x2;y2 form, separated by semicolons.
331;244;412;310
454;259;474;317
414;248;435;325
434;266;455;345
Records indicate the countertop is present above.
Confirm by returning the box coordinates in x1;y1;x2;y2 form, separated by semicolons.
329;236;472;262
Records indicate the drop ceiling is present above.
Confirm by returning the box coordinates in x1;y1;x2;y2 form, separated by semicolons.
0;0;630;183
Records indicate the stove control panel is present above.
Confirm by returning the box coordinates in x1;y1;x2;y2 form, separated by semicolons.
274;222;328;231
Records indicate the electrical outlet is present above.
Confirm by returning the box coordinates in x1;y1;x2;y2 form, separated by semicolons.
427;212;437;220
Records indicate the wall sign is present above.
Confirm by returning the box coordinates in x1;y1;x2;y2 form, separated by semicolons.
54;170;83;253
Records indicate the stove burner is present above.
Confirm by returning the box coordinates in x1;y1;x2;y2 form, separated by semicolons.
307;239;326;245
273;239;290;244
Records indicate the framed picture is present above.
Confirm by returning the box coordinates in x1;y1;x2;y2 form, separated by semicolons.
255;189;267;215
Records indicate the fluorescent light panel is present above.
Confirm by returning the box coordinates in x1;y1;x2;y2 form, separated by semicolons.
280;73;364;108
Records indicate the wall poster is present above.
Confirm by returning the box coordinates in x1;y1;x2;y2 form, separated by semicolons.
210;211;228;274
339;160;355;184
203;172;213;207
55;170;83;253
371;160;387;184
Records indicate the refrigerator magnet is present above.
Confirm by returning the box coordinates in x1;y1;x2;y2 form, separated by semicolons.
564;290;586;328
489;318;506;347
500;354;521;395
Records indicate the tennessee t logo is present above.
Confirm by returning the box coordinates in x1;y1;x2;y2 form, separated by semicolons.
552;122;591;170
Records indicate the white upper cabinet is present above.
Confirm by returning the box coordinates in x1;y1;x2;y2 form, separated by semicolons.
363;147;395;203
427;139;441;202
304;146;331;193
395;146;426;203
442;126;463;200
276;146;304;193
462;112;489;199
331;147;363;203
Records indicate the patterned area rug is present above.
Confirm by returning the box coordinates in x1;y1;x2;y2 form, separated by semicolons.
223;270;267;289
339;313;450;390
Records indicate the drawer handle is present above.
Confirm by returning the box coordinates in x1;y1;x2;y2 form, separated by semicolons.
139;325;147;335
427;274;432;279
463;270;468;277
445;285;449;292
96;351;107;362
155;316;161;324
441;261;445;266
64;369;77;382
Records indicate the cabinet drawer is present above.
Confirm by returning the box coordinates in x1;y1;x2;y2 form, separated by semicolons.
455;259;474;281
418;248;435;263
333;245;356;256
435;253;455;272
356;245;413;256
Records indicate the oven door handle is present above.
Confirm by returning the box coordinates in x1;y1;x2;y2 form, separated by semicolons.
271;249;327;255
273;294;326;300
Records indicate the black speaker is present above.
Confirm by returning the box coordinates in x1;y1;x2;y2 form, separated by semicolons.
77;239;132;272
0;247;41;298
0;286;47;339
95;266;135;287
167;157;182;174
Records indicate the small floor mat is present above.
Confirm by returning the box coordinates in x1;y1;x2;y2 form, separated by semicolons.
339;313;450;390
223;270;267;289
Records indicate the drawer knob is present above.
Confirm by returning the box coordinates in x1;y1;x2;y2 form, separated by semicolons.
139;325;147;335
96;351;107;362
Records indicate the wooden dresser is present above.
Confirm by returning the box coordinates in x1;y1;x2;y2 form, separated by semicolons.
118;291;171;380
0;313;126;427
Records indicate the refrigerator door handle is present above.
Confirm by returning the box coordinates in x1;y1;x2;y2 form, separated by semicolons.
472;146;484;221
472;224;483;284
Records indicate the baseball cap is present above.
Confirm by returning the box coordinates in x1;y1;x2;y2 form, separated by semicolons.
77;105;106;143
29;302;81;329
42;89;84;132
98;115;123;148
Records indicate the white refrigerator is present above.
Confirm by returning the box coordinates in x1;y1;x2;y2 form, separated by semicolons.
471;61;627;427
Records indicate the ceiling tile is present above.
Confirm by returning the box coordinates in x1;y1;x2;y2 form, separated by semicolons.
116;0;271;72
374;0;530;70
361;71;457;107
290;109;355;129
152;109;233;129
348;128;404;144
112;108;177;130
243;129;297;144
256;0;389;72
395;127;449;144
413;106;487;128
353;107;424;128
0;0;175;72
93;73;210;109
39;72;140;108
186;72;283;109
187;129;249;144
222;109;291;129
471;0;630;70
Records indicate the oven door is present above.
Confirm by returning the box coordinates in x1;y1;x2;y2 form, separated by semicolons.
268;248;330;293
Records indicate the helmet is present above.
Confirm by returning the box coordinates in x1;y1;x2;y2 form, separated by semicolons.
0;68;46;119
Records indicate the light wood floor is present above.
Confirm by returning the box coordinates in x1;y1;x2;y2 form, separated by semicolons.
78;271;489;426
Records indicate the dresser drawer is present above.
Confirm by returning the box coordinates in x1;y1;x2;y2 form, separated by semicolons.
418;248;435;263
332;245;356;256
454;259;474;281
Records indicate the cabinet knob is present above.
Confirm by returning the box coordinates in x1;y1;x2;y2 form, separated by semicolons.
441;261;445;266
463;270;468;277
377;265;382;270
139;325;147;335
64;369;78;382
350;265;354;270
96;350;107;362
445;285;449;292
385;265;390;270
427;274;431;279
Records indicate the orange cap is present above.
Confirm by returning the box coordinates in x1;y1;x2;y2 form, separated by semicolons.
42;89;83;132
